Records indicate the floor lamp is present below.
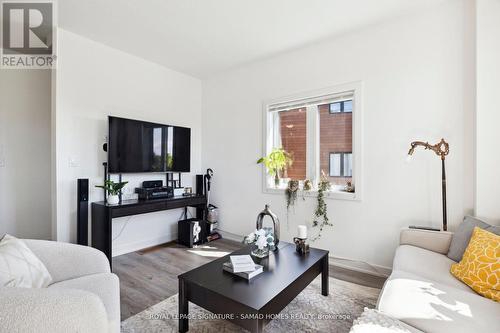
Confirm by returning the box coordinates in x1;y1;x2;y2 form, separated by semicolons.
407;139;450;231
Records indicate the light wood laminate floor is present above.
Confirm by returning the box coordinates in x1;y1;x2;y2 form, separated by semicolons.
113;239;386;321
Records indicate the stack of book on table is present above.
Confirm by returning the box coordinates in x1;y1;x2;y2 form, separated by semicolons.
223;255;263;280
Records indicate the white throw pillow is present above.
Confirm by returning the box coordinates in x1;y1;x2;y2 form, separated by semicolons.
350;308;424;333
0;234;52;288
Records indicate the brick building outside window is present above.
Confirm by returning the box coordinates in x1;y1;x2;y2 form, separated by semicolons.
279;101;352;187
264;82;362;199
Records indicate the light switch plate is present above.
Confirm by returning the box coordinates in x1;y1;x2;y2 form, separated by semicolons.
68;157;80;168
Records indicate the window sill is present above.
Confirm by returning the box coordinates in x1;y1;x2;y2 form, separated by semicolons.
263;187;360;201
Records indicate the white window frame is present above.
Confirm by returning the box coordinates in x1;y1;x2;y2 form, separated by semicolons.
262;81;363;201
329;152;352;177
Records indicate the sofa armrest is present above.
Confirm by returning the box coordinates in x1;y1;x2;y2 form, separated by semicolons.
24;239;110;283
0;287;108;333
400;228;453;254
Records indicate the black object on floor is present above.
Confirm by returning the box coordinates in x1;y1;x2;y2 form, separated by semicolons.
77;178;89;246
178;218;203;248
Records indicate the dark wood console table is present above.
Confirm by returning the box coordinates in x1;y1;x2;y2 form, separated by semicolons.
91;195;207;268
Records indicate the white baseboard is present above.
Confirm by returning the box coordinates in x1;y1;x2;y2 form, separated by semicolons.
112;232;178;257
217;229;243;242
217;229;391;278
330;257;391;277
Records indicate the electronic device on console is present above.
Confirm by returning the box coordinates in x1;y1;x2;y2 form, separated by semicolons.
142;180;163;188
135;180;173;200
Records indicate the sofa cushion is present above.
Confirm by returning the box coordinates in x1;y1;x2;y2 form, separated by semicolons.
393;245;473;293
447;216;500;262
49;272;120;332
450;227;499;301
0;234;53;288
377;270;500;333
0;286;108;333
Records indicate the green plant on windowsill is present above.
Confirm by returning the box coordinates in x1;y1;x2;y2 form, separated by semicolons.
302;179;312;201
257;148;293;187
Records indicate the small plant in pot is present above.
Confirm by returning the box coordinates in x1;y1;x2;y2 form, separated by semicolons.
257;148;293;187
96;180;128;205
243;228;276;258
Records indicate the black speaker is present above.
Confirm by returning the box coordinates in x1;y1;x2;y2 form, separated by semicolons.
77;179;89;246
178;218;203;248
196;174;204;196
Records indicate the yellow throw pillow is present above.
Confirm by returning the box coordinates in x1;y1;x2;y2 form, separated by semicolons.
450;227;499;301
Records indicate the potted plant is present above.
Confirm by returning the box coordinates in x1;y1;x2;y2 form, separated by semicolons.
257;148;293;187
96;180;128;205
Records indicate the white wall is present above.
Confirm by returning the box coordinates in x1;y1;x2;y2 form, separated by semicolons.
0;70;52;239
202;0;474;269
54;29;202;255
475;0;500;223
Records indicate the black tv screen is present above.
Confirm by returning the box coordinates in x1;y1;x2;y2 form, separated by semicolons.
108;116;191;173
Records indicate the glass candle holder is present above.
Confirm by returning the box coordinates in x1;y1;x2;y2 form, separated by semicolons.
251;245;269;258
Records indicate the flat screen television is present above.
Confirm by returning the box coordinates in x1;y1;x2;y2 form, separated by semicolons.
108;116;191;173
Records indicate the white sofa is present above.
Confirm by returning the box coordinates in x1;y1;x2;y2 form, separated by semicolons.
377;228;500;333
0;240;120;333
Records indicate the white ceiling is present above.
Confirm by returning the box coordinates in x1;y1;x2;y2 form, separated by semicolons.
59;0;446;78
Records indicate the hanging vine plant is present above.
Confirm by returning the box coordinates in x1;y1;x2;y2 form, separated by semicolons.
284;179;299;230
285;180;299;210
311;172;332;241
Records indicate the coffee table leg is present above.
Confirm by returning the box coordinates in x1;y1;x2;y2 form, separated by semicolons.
179;278;188;332
250;318;264;333
321;255;329;296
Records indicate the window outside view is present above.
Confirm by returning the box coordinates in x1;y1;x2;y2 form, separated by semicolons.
268;96;354;192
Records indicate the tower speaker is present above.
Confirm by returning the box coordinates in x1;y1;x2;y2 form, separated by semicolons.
196;174;205;196
77;179;89;246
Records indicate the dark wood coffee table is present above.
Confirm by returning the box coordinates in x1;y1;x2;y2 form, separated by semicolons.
178;242;329;332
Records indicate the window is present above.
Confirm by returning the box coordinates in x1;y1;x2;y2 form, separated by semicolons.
263;82;362;199
329;100;353;114
329;153;352;177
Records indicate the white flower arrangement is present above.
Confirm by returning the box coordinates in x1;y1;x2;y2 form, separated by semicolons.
243;227;276;250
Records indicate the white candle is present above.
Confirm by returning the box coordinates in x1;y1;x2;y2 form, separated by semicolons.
298;225;307;239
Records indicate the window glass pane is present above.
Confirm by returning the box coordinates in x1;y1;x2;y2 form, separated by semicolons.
267;91;355;191
329;153;341;176
343;100;353;112
272;108;306;180
329;102;341;113
319;103;353;187
344;153;352;177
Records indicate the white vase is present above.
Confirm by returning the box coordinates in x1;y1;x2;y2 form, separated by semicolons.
107;195;119;205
